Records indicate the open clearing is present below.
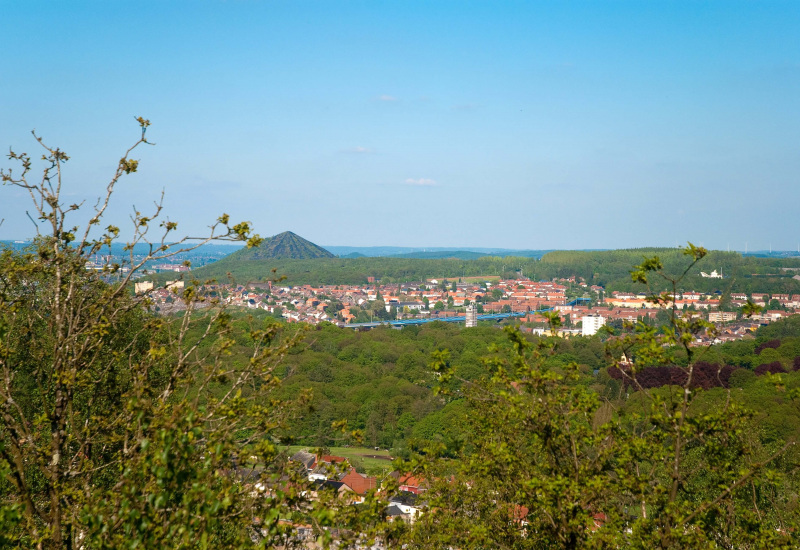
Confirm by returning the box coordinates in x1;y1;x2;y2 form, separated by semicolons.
283;445;395;476
460;275;501;282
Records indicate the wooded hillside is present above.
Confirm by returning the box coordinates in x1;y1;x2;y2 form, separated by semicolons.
188;247;800;295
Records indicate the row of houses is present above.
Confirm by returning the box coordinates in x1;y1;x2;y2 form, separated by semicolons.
139;276;800;342
289;450;424;523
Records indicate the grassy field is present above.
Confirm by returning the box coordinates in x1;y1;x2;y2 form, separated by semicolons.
283;445;395;476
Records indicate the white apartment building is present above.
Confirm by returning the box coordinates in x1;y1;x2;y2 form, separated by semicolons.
465;305;478;328
581;314;606;336
708;311;737;323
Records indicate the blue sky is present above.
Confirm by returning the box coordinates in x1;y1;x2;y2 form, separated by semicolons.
1;1;798;250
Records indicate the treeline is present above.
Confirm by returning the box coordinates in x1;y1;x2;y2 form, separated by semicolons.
187;255;537;285
541;248;800;294
184;248;800;295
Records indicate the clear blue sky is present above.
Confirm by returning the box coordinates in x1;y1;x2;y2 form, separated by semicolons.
1;1;798;250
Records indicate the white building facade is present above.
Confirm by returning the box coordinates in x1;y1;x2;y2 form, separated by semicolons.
465;305;478;328
581;314;606;336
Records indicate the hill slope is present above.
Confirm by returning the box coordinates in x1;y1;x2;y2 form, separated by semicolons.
229;231;334;260
184;245;800;294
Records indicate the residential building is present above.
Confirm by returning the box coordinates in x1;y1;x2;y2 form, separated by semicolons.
581;314;606;336
465;304;477;328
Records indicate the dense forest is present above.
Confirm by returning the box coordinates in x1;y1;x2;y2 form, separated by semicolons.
205;311;800;458
186;248;800;295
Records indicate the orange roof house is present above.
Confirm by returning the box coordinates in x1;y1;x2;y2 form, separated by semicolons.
339;468;378;495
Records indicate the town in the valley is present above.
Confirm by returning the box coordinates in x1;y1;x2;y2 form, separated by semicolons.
136;272;797;345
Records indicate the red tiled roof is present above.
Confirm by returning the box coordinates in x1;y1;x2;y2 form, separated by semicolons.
339;468;377;495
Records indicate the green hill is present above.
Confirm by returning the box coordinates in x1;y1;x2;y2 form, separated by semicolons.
183;245;800;294
230;231;335;261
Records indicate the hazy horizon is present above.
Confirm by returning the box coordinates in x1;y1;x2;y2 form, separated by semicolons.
1;237;795;257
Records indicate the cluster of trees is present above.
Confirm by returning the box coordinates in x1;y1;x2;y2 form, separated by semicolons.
273;322;605;450
397;325;800;548
394;249;800;548
0;125;388;548
609;361;741;390
607;329;800;391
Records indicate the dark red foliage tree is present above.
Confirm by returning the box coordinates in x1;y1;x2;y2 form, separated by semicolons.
754;361;785;376
755;339;781;355
608;361;740;390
